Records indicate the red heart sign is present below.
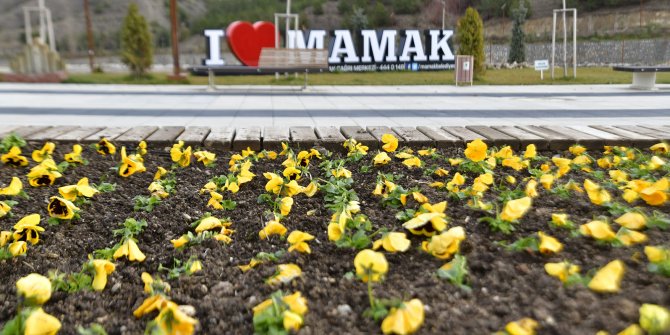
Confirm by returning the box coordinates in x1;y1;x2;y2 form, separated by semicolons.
226;21;276;67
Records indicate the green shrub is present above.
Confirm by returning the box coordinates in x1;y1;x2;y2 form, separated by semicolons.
120;3;153;77
457;7;485;77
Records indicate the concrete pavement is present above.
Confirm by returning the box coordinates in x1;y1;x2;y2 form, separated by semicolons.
1;83;669;127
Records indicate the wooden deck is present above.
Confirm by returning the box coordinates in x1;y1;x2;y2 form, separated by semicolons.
1;125;667;151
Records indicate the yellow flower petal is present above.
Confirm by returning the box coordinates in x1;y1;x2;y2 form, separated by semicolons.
464;139;487;162
538;231;563;254
500;197;532;222
588;260;625;293
639;304;670;334
24;308;61;335
381;299;425;335
16;273;52;305
354;249;388;283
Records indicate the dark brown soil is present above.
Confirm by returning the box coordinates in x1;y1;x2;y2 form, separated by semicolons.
1;143;669;335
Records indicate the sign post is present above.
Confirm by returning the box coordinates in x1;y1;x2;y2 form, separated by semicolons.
534;59;549;80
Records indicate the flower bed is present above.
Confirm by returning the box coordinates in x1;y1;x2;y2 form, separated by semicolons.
0;134;669;335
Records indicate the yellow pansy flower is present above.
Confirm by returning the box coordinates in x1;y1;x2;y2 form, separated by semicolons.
588;259;625;293
609;170;629;183
194;150;216;166
27;159;62;186
403;202;449;236
58;177;99;201
502;157;524;171
64;144;84;164
500;197;532;222
263;172;284;194
91;259;116;291
1;146;29;167
382;133;399;152
238;258;263;273
381;299;425;335
95;138;116;155
12;214;44;245
373;152;391;165
525;179;539;197
639;304;670;334
551;213;570;227
287;231;315;254
154;167;168;180
119;147;146;177
540;174;554;190
278;196;293;216
644;246;670;263
282;166;301;181
0;201;11;218
569;144;586;156
9;241;27;256
331;167;352;178
24;308;61;335
403;156;422;168
648;156;666;170
421;226;466;260
171;235;190;249
267;264;302;285
259;219;288;240
524;144;537;159
328;220;344;241
133;295;169;318
372;232;411;253
32;142;55;163
195;216;224;233
0;231;12;247
616;228;647;246
464;139;487;162
190;260;202;273
207;191;223;210
580;220;617;241
614;212;646;230
354;249;388;283
584;179;611;205
650;142;670;154
170;141;192;167
0;177;22;196
16;273;52;305
47;196;80;220
154;301;198;335
639;178;668;206
113;239;146;262
504;317;539;335
538;231;563;254
544;261;580;283
283;310;303;332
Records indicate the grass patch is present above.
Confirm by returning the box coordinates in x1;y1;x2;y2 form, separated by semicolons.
56;67;670;86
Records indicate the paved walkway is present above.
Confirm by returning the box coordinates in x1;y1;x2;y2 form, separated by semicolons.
1;83;669;127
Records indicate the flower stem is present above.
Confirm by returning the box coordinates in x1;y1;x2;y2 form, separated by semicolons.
367;278;375;309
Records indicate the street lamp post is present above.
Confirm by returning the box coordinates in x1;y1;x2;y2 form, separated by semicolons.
83;0;96;72
441;0;446;30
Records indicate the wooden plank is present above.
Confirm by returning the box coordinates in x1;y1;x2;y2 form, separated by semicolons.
204;127;234;151
614;125;667;140
145;126;185;144
176;127;211;146
441;126;483;142
566;125;631;147
466;126;520;149
84;127;130;142
638;125;670;140
9;126;51;139
262;127;290;151
290;127;319;149
115;126;159;143
232;127;261;151
26;126;79;141
492;126;548;151
416;126;461;148
340;126;379;149
539;126;604;150
590;125;659;147
366;126;404;145
54;127;103;142
315;126;347;152
0;125;19;138
391;127;434;148
516;125;573;151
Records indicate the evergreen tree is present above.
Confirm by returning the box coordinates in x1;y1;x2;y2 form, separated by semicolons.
457;7;485;77
120;3;153;77
507;2;527;64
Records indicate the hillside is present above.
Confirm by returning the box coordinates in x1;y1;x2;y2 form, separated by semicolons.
0;0;668;60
